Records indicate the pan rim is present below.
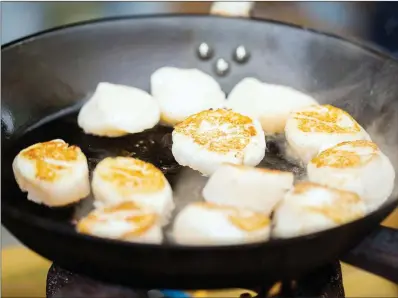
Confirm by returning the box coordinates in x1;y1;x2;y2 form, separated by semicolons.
3;198;398;251
2;13;398;251
1;13;398;64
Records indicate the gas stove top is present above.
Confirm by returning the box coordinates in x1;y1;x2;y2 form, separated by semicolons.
46;261;345;298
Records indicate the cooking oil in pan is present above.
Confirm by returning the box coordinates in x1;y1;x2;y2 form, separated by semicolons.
9;109;306;241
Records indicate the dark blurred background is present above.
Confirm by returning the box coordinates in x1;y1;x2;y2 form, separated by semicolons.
1;1;398;57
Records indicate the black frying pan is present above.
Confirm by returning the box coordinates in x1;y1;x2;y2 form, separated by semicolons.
2;15;398;289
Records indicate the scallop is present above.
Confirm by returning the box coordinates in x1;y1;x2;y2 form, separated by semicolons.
285;104;371;164
172;202;271;245
172;108;266;176
78;82;160;137
12;139;90;207
150;67;226;126
308;140;395;212
92;157;174;225
76;202;162;244
203;163;293;215
272;182;366;238
227;78;318;135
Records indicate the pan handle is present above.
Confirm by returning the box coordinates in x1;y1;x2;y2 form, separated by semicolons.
209;1;255;18
341;225;398;284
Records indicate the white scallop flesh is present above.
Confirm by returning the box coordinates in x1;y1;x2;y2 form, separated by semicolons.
150;67;226;126
78;82;160;137
202;163;293;215
227;77;318;135
172;202;271;246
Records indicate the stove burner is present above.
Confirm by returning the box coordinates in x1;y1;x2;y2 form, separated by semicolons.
46;262;345;298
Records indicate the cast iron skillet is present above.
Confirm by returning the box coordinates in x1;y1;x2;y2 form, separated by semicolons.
2;15;398;289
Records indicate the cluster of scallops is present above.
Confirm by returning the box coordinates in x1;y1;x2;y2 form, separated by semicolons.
13;67;395;246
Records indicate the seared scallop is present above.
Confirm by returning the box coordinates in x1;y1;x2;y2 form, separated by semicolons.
226;78;318;135
150;67;226;126
172;202;271;245
308;140;395;212
272;182;366;238
285;104;371;164
76;202;163;244
92;157;174;225
12;139;90;207
172;108;266;176
202;163;293;215
78;82;160;137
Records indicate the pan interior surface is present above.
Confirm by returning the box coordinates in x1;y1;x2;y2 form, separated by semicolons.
2;16;398;288
2;108;304;243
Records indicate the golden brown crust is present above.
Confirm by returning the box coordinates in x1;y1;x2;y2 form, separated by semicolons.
160;111;180;126
228;213;270;232
97;157;165;194
258;113;288;135
291;182;364;224
293;104;361;133
192;202;270;231
98;129;129;137
20;140;81;181
76;201;158;238
305;205;363;224
174;109;257;154
102;201;141;213
121;213;157;239
256;167;292;175
345;140;378;149
193;201;235;211
292;181;320;194
311;140;379;168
